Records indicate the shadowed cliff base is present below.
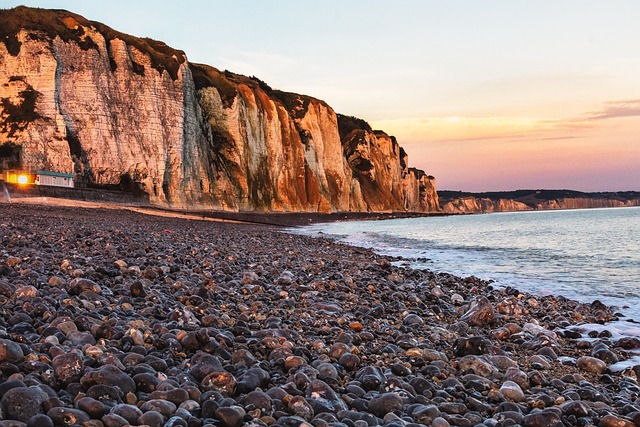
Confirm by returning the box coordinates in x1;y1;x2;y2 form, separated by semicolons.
191;210;448;227
2;183;445;227
2;181;150;205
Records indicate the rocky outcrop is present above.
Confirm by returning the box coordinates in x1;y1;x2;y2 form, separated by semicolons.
337;116;438;212
0;7;438;212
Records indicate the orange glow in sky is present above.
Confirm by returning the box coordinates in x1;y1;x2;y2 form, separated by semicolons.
372;103;640;191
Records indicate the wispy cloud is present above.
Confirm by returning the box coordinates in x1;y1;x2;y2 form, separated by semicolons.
538;117;596;131
531;135;582;141
372;116;572;145
585;99;640;121
541;99;640;130
374;98;640;145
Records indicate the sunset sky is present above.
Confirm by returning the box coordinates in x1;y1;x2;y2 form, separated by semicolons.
4;0;639;191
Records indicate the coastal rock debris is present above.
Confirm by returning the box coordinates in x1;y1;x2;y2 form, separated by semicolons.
460;295;496;326
0;204;633;427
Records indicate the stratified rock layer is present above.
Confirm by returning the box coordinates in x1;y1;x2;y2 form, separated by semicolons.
0;7;438;212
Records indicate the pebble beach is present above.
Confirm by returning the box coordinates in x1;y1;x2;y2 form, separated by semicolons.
0;203;638;427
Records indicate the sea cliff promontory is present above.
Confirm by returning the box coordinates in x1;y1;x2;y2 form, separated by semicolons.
440;190;640;214
0;6;438;212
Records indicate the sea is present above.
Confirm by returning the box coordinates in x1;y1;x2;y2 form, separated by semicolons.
294;207;640;341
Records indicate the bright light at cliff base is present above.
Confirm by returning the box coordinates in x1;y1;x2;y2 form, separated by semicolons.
17;175;28;185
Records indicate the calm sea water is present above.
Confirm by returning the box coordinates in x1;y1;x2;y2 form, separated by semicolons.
296;207;640;323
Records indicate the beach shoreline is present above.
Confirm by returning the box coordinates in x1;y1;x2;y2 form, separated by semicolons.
5;195;447;226
0;202;638;426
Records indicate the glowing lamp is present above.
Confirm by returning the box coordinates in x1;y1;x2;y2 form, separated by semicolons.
17;174;28;185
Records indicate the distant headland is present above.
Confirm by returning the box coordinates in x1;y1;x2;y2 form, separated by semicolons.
439;189;640;214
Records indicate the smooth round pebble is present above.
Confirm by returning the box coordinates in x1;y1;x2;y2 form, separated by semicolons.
367;393;403;417
576;356;607;374
500;380;525;402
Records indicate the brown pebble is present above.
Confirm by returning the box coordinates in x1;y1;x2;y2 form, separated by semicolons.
598;414;636;427
349;321;364;332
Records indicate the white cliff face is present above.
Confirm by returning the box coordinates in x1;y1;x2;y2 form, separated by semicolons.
441;197;532;214
0;24;202;206
1;7;440;213
341;128;439;212
0;30;72;175
441;195;640;214
417;174;439;212
297;100;352;212
536;198;640;210
196;79;312;211
53;32;194;206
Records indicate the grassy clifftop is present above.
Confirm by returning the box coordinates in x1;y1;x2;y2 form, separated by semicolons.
0;6;185;79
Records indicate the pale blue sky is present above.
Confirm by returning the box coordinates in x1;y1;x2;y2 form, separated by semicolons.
3;1;639;191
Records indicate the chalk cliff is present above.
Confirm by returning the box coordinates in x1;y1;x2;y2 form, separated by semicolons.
439;190;640;214
0;7;438;212
534;198;640;210
441;197;532;214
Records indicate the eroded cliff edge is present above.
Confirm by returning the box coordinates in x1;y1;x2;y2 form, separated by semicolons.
0;7;438;212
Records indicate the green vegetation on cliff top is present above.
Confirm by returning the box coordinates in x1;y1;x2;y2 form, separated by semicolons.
189;62;334;127
1;6;382;143
0;6;185;79
336;114;372;144
189;63;239;109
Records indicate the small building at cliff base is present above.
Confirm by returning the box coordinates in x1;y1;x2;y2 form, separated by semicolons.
35;170;75;188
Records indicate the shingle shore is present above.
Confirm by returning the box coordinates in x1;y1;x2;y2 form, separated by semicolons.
0;203;637;427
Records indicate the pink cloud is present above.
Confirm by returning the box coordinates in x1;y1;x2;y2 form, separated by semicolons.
586;99;640;120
